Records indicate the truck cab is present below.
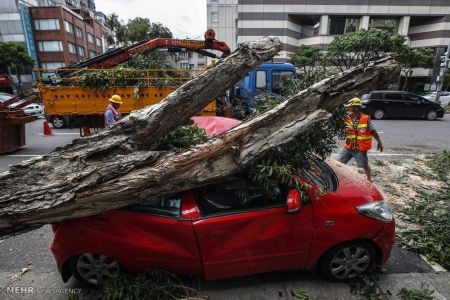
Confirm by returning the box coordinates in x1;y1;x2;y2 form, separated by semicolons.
233;63;297;113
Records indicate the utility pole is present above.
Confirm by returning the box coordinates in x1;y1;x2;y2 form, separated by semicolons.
435;40;450;104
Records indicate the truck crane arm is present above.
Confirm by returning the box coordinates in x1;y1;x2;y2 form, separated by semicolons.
68;29;230;70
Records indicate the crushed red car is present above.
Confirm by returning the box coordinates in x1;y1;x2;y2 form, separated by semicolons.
51;116;395;286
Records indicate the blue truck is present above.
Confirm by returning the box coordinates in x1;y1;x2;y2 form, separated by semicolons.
226;63;298;116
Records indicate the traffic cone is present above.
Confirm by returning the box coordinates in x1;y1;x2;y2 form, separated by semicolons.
80;126;91;137
43;120;53;136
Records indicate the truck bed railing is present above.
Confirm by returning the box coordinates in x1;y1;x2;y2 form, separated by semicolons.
36;68;201;88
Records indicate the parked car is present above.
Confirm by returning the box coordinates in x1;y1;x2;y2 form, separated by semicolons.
0;92;14;103
22;103;44;116
361;91;445;120
421;91;450;108
50;117;395;286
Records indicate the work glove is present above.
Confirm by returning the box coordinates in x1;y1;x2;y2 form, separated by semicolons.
377;143;383;152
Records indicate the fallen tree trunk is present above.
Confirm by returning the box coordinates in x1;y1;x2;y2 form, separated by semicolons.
0;37;399;237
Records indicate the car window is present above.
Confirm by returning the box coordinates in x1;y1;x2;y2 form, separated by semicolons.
403;94;421;102
296;159;338;192
384;93;403;100
194;176;288;216
369;92;382;100
122;193;182;218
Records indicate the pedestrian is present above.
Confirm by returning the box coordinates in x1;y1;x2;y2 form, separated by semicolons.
336;97;383;182
104;94;122;128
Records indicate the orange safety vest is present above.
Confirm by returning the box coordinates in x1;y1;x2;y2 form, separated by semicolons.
344;113;372;151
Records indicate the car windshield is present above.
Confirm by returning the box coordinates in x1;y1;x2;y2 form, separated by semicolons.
361;94;369;100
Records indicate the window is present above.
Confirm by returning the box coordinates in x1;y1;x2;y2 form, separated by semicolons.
42;62;65;69
194;176;288;216
329;17;360;35
403;94;421;102
68;42;77;54
369;92;383;100
370;18;399;33
34;19;59;30
211;12;219;23
64;20;74;33
272;71;294;94
89;50;96;58
87;33;94;44
75;26;83;38
41;62;65;79
384;93;403;100
38;41;63;52
78;46;85;57
255;70;267;91
122;194;182;217
95;37;102;47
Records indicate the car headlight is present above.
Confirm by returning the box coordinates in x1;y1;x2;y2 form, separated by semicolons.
357;201;393;222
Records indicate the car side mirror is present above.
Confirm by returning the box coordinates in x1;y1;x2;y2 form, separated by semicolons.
286;189;302;214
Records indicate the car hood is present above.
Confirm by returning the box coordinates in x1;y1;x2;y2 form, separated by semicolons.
324;159;384;206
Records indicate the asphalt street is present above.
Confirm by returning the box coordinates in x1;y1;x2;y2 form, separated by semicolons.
0;116;449;299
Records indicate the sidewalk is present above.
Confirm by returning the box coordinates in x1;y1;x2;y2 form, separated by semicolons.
1;269;448;299
200;272;450;300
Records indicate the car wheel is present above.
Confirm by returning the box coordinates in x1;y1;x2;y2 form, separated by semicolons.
318;241;375;281
425;110;437;120
70;253;121;287
373;109;385;120
51;116;66;129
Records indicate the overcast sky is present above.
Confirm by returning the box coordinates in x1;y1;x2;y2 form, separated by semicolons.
94;0;207;39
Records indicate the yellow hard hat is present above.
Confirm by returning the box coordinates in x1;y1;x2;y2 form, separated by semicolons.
346;97;362;107
109;94;123;104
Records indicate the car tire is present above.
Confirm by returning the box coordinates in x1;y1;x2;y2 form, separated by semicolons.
425;110;438;120
70;253;121;287
372;109;385;120
51;116;67;129
318;240;376;281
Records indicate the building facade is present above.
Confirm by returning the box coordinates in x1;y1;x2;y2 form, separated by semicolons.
208;0;450;56
30;5;105;73
0;0;106;91
207;0;450;91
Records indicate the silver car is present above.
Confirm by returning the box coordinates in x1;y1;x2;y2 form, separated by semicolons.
422;91;450;107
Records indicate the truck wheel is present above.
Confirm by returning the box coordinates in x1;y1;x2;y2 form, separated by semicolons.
51;116;66;129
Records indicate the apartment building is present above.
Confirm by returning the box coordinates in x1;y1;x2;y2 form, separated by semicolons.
30;5;105;73
0;0;106;90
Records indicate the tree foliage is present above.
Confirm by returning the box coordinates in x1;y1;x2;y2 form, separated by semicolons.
395;46;434;90
104;14;173;47
0;42;34;94
289;45;325;73
289;45;337;91
327;29;404;71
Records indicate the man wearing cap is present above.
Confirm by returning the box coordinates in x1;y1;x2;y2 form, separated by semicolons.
104;94;123;128
337;97;383;182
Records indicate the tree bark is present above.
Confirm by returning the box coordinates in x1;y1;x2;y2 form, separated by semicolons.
0;37;399;238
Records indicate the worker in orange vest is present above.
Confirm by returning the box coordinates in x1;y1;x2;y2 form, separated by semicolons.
337;97;383;182
104;95;123;128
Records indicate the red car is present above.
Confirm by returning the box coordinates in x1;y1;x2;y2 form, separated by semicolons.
51;117;395;286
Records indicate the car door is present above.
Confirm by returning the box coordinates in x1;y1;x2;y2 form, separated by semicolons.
192;176;314;281
402;93;427;118
382;92;404;117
